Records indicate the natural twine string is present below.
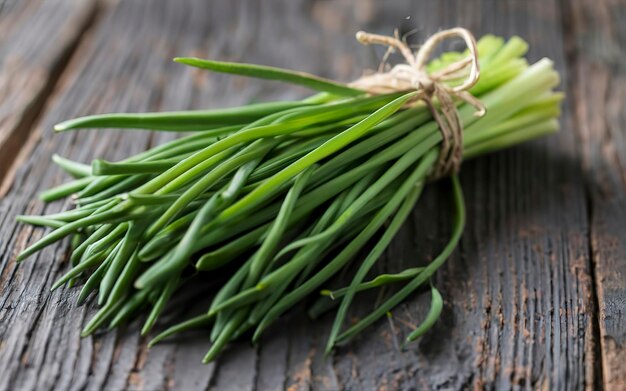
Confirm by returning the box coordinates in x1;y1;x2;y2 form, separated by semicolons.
349;27;486;180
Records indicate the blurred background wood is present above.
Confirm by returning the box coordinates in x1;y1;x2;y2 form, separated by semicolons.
0;0;623;390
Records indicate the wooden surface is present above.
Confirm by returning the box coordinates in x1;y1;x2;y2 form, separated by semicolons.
0;0;623;390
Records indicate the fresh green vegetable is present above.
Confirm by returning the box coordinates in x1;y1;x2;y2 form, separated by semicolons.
15;32;561;362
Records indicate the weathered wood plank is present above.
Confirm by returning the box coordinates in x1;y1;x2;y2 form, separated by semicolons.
564;0;626;389
0;0;608;390
0;1;229;390
0;0;96;191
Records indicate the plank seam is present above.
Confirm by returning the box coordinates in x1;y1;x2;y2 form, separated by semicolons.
558;0;605;389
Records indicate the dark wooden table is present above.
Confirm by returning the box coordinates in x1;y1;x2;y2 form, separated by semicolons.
0;0;624;390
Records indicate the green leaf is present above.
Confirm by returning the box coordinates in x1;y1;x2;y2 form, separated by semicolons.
403;285;444;346
174;57;364;97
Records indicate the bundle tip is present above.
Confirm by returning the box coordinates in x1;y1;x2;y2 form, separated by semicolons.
133;279;146;290
76;294;88;306
15;252;28;263
50;280;64;291
173;57;195;65
53;122;69;132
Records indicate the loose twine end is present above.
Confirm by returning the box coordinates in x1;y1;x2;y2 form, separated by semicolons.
349;27;486;180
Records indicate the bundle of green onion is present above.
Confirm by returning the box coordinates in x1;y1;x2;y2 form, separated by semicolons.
16;33;561;362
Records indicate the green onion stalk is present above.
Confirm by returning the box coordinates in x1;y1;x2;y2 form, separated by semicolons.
15;31;561;363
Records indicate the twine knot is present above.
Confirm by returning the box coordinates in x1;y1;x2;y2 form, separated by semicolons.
349;28;486;180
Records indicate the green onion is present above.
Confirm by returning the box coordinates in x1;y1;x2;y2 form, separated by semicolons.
15;33;561;362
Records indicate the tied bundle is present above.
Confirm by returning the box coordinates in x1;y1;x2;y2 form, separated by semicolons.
15;28;562;362
351;28;485;178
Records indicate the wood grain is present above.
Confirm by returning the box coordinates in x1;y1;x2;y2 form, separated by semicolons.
0;0;622;390
564;0;626;389
0;0;96;190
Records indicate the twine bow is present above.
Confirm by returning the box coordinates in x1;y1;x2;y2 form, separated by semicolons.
349;28;486;180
